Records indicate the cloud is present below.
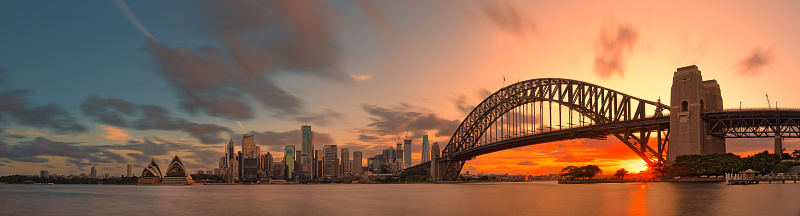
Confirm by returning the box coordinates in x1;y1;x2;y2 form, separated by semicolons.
594;23;638;79
81;95;231;144
143;0;364;122
0;89;87;134
479;0;536;38
0;137;125;165
100;125;131;141
517;160;539;166
361;103;459;138
553;155;595;162
183;123;232;145
737;46;773;76
294;107;343;127
112;0;154;39
350;74;373;82
126;153;152;164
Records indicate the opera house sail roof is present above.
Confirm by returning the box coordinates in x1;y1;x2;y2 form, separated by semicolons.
138;155;194;185
141;159;163;178
161;155;194;185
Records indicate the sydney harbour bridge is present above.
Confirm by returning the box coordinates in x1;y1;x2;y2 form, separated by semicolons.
409;65;800;181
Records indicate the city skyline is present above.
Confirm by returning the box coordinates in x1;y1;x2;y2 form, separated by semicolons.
3;0;800;176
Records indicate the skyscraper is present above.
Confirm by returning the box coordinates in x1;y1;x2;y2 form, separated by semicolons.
40;170;49;178
353;151;362;175
127;164;133;177
301;125;314;179
341;148;350;175
332;158;340;176
242;134;256;157
285;145;295;180
421;135;430;163
396;143;403;170
404;138;412;168
90;166;97;178
323;145;337;176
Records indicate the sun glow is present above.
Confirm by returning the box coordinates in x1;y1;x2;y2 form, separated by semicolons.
617;159;649;173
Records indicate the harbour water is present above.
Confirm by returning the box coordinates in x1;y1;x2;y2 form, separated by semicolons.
2;181;800;215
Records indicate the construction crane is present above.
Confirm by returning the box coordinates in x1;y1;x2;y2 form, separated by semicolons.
766;94;771;108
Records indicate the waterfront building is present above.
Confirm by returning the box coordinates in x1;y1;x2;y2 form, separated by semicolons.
263;152;273;177
341;148;350;175
315;150;323;179
333;158;340;176
40;170;49;178
161;155;195;185
404;138;412;168
127;164;132;177
285;145;295;180
241;157;260;182
301;125;314;179
421;135;430;163
353;151;362;175
295;150;303;180
138;159;163;185
90;166;97;178
323;145;337;176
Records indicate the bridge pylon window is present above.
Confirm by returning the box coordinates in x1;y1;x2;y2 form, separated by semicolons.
681;101;688;112
700;100;704;110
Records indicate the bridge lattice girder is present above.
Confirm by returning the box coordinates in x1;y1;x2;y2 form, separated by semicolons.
440;78;670;181
706;109;800;138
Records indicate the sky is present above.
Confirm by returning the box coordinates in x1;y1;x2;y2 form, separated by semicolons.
1;0;800;176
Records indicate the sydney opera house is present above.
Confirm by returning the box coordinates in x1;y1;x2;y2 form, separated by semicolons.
137;155;195;185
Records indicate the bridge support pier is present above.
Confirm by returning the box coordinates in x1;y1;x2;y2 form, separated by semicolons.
775;136;783;156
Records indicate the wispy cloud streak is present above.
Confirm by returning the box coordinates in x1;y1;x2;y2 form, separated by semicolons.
112;0;155;40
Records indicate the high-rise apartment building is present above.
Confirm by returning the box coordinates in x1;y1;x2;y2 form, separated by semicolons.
341;148;350;175
404;138;412;168
323;145;337;176
421;135;430;163
127;164;132;177
40;170;49;178
90;166;97;178
353;151;362;175
301;125;314;179
285;145;295;180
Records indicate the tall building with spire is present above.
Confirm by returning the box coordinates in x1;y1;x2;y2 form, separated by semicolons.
225;138;236;183
301;125;314;179
421;135;430;163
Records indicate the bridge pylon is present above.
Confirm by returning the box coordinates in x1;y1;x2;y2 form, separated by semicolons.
667;65;725;165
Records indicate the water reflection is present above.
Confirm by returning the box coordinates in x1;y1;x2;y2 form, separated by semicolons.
2;182;800;216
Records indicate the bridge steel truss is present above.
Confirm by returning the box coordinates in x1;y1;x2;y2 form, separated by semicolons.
439;78;670;181
706;109;800;138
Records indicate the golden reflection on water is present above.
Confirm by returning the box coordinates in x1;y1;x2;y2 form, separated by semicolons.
629;183;649;215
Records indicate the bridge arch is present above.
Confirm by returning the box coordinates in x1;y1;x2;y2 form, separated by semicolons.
437;78;670;181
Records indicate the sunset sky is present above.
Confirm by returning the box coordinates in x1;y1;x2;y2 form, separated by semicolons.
2;0;800;176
